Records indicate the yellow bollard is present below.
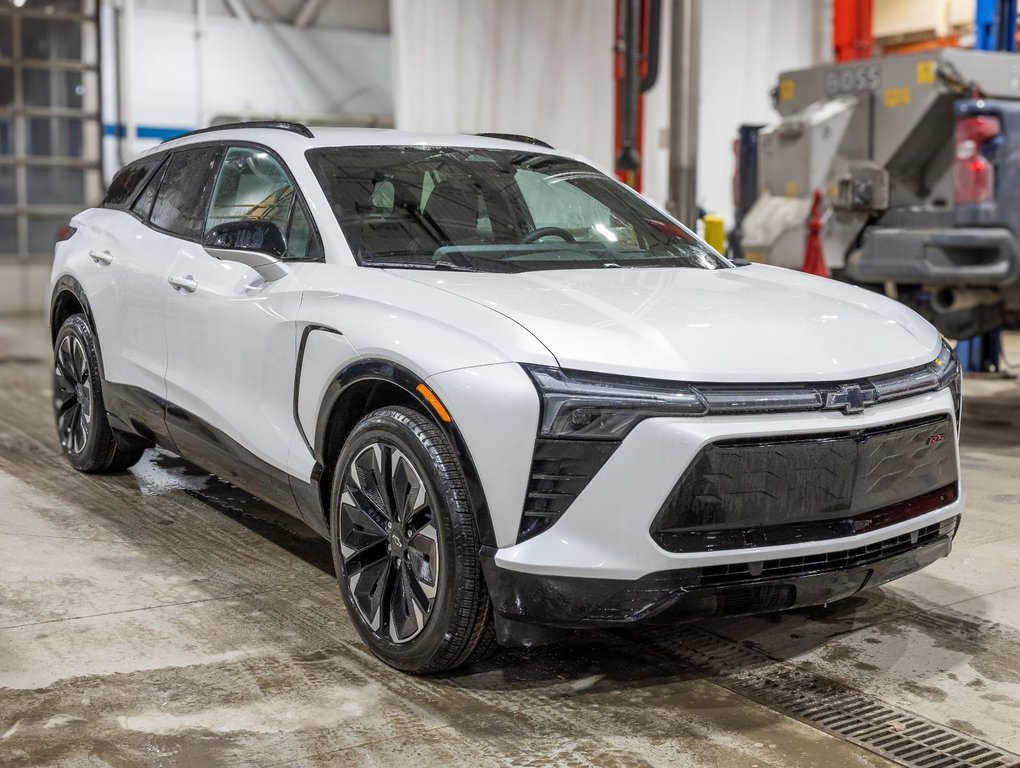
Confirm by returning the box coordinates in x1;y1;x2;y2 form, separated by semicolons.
703;214;725;254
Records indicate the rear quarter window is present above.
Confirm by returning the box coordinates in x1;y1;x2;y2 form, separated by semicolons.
101;158;159;209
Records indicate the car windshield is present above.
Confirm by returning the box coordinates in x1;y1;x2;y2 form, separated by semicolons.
306;146;728;273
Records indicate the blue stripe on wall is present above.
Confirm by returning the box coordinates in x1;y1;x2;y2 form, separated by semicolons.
103;124;193;141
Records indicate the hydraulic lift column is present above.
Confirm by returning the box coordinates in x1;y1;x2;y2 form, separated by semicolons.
666;0;700;227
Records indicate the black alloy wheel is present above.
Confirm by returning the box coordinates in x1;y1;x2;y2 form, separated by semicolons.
52;314;145;473
330;406;495;673
338;441;441;643
54;331;93;456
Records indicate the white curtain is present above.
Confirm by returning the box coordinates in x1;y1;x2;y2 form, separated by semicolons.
389;0;614;170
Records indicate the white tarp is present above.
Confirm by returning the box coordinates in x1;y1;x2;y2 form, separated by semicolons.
389;0;614;171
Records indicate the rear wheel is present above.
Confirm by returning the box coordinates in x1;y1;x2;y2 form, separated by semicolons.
330;406;493;673
53;314;145;473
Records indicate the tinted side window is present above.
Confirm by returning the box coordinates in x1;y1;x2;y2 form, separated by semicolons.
102;158;158;208
131;160;167;220
150;146;222;239
206;146;320;260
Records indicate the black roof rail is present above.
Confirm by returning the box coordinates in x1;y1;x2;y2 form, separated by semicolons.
475;132;554;149
162;120;314;143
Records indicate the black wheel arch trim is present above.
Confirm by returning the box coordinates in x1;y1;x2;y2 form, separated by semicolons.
309;353;498;549
50;275;105;377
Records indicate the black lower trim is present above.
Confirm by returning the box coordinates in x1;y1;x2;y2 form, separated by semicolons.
164;401;302;518
103;380;175;450
103;380;314;528
482;516;958;629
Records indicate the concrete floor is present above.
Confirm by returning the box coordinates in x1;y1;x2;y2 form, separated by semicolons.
1;315;1019;768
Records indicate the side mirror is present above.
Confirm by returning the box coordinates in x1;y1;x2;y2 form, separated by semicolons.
203;220;290;281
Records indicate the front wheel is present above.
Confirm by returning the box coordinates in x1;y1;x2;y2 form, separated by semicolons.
330;406;493;673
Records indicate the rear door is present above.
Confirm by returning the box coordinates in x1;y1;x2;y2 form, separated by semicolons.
162;144;322;510
75;154;169;397
123;145;224;388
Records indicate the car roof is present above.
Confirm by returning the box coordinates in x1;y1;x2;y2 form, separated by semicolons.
144;126;561;158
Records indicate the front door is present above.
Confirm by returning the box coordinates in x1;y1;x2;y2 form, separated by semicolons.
162;144;323;511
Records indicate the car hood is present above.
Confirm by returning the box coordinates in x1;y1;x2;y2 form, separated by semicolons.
390;264;941;382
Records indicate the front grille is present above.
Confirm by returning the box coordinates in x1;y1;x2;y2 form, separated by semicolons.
699;518;955;586
518;439;618;542
651;415;958;552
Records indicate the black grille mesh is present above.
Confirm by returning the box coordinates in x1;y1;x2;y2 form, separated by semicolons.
652;415;958;552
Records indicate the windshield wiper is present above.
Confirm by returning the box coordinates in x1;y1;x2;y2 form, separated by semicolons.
362;258;481;272
433;260;482;272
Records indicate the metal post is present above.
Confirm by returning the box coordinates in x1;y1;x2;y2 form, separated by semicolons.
666;0;700;227
123;0;136;160
195;0;207;129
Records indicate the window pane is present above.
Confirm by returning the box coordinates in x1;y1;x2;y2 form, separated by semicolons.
28;215;69;254
0;17;13;59
208;147;294;231
0;216;16;255
151;147;221;238
26;116;82;157
0;116;13;155
23;68;83;108
131;160;165;220
287;204;315;260
0;67;13;108
27;166;84;205
103;159;156;208
0;165;15;204
21;18;82;61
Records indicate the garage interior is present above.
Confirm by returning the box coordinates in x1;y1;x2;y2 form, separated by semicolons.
3;1;1020;766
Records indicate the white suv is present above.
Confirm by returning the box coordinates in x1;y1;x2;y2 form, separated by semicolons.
49;122;963;673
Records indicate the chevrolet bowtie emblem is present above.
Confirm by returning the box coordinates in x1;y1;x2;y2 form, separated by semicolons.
825;383;867;414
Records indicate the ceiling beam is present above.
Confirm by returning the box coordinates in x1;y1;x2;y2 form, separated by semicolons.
223;0;253;24
293;0;325;27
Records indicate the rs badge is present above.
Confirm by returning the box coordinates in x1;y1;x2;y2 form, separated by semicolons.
927;433;946;446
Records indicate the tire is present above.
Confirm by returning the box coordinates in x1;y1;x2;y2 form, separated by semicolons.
53;314;145;473
329;406;493;674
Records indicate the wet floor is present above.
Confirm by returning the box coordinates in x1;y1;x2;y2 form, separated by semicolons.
2;315;1020;767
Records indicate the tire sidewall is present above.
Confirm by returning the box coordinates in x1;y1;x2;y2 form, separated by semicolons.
330;408;471;672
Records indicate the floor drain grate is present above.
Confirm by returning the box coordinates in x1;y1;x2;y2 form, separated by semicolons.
628;627;1020;768
736;667;1020;768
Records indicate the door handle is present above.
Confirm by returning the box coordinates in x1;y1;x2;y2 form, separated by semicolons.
89;249;113;266
168;275;198;293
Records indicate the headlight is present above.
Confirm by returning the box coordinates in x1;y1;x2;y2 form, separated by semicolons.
866;339;960;418
523;365;706;440
934;341;963;424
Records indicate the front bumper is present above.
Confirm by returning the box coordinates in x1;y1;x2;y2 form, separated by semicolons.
486;390;963;626
483;516;957;627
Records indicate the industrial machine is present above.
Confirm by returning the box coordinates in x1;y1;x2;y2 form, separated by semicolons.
738;47;1020;340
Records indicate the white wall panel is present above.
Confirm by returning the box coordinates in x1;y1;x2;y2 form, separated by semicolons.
100;5;393;178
